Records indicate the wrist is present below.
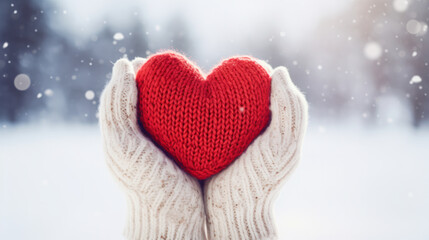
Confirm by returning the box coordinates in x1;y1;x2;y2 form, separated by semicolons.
205;194;277;240
124;191;206;240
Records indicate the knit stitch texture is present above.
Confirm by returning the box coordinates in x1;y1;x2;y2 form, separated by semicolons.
204;66;308;239
99;57;206;240
136;52;271;179
99;53;308;240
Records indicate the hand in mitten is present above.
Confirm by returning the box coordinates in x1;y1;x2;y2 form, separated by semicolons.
204;65;308;239
99;58;206;240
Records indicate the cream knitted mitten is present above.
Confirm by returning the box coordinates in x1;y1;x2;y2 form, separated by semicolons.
99;58;206;240
204;66;308;240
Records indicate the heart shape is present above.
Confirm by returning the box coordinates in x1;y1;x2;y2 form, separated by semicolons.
136;52;271;179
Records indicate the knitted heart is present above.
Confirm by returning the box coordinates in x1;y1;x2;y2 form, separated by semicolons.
136;52;271;180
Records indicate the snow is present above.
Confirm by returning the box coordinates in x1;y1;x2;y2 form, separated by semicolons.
2;42;8;49
364;42;382;60
410;75;422;85
393;0;409;12
421;24;429;36
85;90;95;100
13;74;31;91
44;89;54;96
113;32;124;41
406;20;422;35
406;20;428;36
118;47;126;54
1;124;428;239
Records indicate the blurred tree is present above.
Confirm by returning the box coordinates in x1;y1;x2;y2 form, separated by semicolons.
128;20;149;59
0;0;49;122
310;0;429;126
165;14;192;55
0;0;150;123
407;0;429;126
52;17;150;122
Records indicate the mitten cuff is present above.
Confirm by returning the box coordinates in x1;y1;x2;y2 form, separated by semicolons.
123;191;206;240
205;195;278;240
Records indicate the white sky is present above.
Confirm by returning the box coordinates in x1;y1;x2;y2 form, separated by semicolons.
49;0;353;63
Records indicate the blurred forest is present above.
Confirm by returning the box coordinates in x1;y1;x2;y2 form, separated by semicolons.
0;0;428;126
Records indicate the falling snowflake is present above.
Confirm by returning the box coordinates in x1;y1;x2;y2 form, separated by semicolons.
113;32;124;41
2;42;8;49
364;42;382;60
14;74;31;91
119;47;126;53
407;20;421;35
85;90;95;100
409;75;422;84
44;89;54;96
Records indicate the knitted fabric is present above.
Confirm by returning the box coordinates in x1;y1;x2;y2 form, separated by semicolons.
204;66;308;239
99;58;206;240
136;52;271;180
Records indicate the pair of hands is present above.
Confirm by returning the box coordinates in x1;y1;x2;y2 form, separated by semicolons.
99;57;308;240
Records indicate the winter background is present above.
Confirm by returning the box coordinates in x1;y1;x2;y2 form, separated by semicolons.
1;0;428;239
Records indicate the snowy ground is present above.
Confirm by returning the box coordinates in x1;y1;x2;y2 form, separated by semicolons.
1;123;428;240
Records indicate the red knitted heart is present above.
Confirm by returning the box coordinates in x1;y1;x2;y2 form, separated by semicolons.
136;52;271;179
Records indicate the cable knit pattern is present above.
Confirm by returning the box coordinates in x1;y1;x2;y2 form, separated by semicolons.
136;52;271;180
204;66;308;240
99;58;206;240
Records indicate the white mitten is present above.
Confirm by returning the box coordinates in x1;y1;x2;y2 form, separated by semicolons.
204;66;308;239
99;58;206;240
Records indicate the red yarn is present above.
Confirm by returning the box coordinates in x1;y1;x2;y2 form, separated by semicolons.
136;51;271;180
